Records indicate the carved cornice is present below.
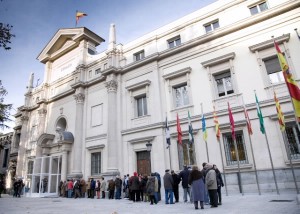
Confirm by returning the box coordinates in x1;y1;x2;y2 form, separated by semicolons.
105;80;118;92
74;93;85;104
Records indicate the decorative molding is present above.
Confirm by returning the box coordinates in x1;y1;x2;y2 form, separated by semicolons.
248;34;290;52
86;144;105;150
74;93;85;104
125;80;151;91
128;136;155;144
201;52;235;68
38;108;47;116
105;80;118;92
163;67;191;80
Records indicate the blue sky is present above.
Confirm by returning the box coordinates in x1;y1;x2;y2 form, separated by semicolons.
0;0;216;133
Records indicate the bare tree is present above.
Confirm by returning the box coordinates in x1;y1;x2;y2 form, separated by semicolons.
0;81;12;129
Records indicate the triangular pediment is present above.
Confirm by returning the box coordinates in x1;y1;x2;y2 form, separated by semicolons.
37;27;105;63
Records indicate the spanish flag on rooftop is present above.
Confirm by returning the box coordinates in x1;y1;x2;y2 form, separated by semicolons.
76;11;87;26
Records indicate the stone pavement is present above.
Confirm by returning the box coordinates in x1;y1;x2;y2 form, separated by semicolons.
0;193;299;214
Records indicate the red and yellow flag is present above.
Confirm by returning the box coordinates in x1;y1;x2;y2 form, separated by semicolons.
274;91;285;131
176;113;182;145
274;41;300;122
228;102;236;140
213;106;221;139
76;11;87;25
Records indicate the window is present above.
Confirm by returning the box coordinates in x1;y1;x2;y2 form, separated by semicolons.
223;131;248;165
178;139;196;170
134;50;145;61
91;152;101;175
249;1;268;15
214;71;234;97
27;160;34;174
204;20;220;33
285;122;300;159
263;56;284;84
168;36;181;48
173;83;189;108
2;148;9;168
95;68;101;75
136;95;147;117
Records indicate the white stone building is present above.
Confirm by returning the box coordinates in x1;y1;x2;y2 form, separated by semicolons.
12;0;300;197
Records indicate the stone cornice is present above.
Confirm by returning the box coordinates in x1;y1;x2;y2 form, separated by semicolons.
121;122;164;135
248;34;290;52
128;136;155;144
125;80;151;91
201;52;235;68
163;67;191;80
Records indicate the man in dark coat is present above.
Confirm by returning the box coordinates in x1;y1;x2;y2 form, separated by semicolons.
179;165;191;202
0;179;4;198
90;178;96;199
171;170;181;203
163;169;174;204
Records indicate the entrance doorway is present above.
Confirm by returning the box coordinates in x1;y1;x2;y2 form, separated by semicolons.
136;151;151;176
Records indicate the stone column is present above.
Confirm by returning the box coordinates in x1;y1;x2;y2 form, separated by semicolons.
105;77;118;172
71;90;85;178
36;108;47;158
61;151;68;181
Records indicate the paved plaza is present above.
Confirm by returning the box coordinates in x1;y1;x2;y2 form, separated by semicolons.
0;192;299;214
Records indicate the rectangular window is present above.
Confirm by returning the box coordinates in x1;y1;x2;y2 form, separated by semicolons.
134;50;145;61
2;148;9;168
249;1;268;15
168;36;181;48
204;20;220;33
27;160;34;174
285;122;300;159
95;68;101;75
173;83;189;108
214;71;234;97
177;139;196;169
136;95;147;117
223;131;248;165
264;56;284;84
91;152;101;175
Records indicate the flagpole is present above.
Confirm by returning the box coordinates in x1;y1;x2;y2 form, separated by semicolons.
217;137;228;196
228;102;243;195
201;103;209;163
241;96;261;195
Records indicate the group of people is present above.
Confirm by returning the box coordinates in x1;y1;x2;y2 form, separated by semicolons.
163;163;224;210
13;178;25;198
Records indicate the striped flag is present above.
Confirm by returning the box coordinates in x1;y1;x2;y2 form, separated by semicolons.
228;102;236;140
274;41;300;122
165;116;171;148
243;103;253;135
202;114;208;141
213;106;221;139
188;111;194;144
76;11;87;26
176;113;182;145
274;91;285;131
255;91;265;134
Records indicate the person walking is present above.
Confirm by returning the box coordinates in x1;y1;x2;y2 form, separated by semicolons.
205;163;218;208
171;170;181;203
163;169;174;204
179;165;191;203
188;165;205;210
214;165;224;205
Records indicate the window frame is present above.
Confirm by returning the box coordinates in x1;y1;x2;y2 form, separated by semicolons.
214;70;234;97
168;36;181;49
135;94;148;117
133;50;145;62
204;20;220;33
91;152;101;175
177;139;196;170
249;1;268;15
172;83;190;108
284;122;300;160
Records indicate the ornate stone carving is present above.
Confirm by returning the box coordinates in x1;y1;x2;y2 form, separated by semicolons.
38;108;47;116
74;93;85;104
105;80;118;92
20;115;29;121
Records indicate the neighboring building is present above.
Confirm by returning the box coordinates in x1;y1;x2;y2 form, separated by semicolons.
0;131;18;193
13;0;300;197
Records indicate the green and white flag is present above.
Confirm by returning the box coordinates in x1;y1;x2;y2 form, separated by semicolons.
255;91;265;134
188;111;194;144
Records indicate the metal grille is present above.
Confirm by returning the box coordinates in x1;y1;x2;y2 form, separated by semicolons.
285;122;300;159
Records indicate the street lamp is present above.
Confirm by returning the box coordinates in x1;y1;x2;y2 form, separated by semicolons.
146;141;152;152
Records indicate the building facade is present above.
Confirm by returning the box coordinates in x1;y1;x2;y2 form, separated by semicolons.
13;0;300;197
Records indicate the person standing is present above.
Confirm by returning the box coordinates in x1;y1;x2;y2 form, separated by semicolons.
67;179;74;198
90;178;96;199
96;179;101;199
74;179;81;199
201;162;210;205
114;175;122;199
163;169;174;204
100;177;106;199
146;173;157;205
107;179;115;199
129;172;140;202
205;163;218;208
188;165;205;210
214;165;224;205
0;179;4;198
171;170;181;203
179;165;191;203
80;179;86;198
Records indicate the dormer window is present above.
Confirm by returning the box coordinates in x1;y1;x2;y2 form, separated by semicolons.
134;50;145;62
168;36;181;49
249;1;268;15
204;20;219;33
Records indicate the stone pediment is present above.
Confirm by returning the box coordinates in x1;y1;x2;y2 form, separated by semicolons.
37;27;105;63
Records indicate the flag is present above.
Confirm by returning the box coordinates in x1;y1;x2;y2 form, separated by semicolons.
165;116;171;148
202;114;208;141
213;106;221;139
274;41;300;122
76;11;87;25
188;111;194;144
243;103;253;135
228;102;236;140
176;113;182;145
255;92;265;134
274;91;285;131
